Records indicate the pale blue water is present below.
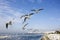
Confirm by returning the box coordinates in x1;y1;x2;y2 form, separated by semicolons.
0;33;43;40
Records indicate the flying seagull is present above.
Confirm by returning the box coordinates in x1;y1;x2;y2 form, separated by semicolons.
6;21;12;29
20;13;34;23
31;9;43;13
22;23;28;30
20;13;34;19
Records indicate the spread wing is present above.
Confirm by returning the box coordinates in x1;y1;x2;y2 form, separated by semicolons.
38;9;43;11
23;17;28;23
31;9;36;11
6;23;8;29
34;9;44;13
22;23;28;30
6;21;12;29
20;16;24;19
20;14;28;19
22;27;25;30
24;23;28;27
9;21;12;25
29;13;34;16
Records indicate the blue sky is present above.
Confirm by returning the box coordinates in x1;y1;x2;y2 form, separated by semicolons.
0;0;60;33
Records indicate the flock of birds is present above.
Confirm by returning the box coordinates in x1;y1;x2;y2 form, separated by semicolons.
6;8;44;31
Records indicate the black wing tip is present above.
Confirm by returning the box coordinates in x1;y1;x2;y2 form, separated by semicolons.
6;23;8;29
39;9;44;10
31;13;34;14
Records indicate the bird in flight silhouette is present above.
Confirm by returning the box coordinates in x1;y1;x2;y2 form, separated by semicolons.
22;23;28;30
31;9;43;13
20;13;34;23
6;21;12;29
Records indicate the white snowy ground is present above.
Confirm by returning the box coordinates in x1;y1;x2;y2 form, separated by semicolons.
0;36;8;39
41;34;60;40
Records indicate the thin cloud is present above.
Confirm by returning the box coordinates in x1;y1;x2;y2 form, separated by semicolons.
37;0;43;3
28;0;43;3
0;0;23;28
49;17;60;21
28;0;35;3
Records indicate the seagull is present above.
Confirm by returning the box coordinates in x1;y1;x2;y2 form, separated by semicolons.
31;9;43;13
6;21;12;29
22;23;28;30
20;13;34;23
20;13;34;19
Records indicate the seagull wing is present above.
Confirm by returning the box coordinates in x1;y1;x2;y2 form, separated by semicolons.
9;21;12;25
38;9;43;11
22;23;28;30
24;23;28;27
20;14;28;19
29;13;34;16
22;27;25;30
25;14;28;16
23;17;27;23
31;9;36;11
6;23;8;29
34;9;44;13
20;15;24;19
